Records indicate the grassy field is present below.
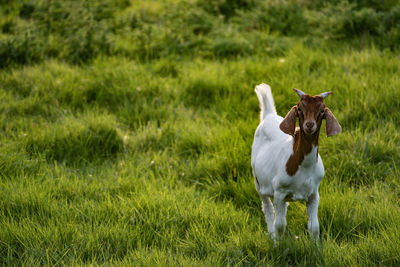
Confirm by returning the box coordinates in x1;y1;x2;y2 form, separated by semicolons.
1;0;400;265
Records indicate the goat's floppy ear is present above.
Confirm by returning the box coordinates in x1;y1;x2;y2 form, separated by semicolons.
325;108;342;137
280;106;297;136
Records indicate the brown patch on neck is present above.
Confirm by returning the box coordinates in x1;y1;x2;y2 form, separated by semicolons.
286;128;320;176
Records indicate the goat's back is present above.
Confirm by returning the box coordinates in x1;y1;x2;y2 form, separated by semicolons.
251;114;294;191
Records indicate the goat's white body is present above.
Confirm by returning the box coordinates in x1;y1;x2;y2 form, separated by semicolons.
252;118;324;200
251;84;324;239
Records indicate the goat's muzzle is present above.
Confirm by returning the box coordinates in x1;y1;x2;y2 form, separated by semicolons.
304;121;316;134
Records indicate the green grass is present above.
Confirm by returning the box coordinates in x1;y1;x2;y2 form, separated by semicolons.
1;0;400;266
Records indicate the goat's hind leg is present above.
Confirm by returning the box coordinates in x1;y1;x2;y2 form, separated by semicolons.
261;196;275;236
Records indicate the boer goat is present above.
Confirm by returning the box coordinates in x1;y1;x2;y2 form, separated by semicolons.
251;84;341;240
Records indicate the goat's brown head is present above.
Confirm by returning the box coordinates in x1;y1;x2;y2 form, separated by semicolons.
279;88;342;137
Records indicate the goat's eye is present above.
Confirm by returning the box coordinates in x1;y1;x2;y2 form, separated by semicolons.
297;108;302;112
320;110;325;114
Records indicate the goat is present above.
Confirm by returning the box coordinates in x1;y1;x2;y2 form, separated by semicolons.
251;84;341;240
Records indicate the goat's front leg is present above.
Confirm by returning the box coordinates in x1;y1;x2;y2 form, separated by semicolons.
273;192;288;238
261;196;275;236
307;193;320;240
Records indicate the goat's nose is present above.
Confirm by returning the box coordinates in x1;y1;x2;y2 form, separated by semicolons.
306;121;315;129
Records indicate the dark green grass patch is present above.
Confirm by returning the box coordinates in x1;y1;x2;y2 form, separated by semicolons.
24;115;123;166
182;78;229;108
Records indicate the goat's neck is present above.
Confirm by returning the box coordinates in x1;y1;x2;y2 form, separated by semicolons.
286;128;320;176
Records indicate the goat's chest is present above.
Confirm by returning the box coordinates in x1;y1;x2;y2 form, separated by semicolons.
275;154;324;202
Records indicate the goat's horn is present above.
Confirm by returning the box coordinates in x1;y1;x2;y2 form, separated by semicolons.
319;91;333;99
293;88;305;98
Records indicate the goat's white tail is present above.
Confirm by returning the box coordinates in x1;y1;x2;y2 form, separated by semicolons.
255;83;276;121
